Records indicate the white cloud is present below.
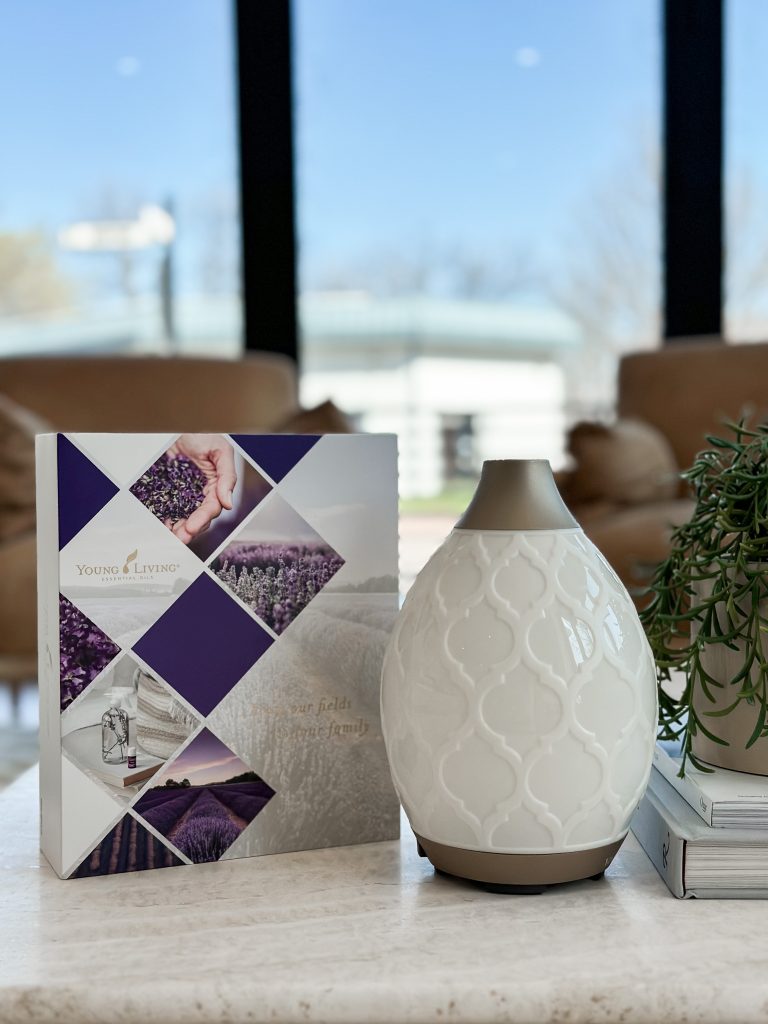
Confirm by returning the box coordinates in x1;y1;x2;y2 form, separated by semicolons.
116;56;141;77
515;47;541;69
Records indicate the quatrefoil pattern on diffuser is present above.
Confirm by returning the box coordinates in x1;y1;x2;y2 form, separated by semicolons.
381;529;658;854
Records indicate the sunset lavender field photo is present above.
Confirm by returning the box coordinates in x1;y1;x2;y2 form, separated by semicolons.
133;729;275;863
213;542;344;633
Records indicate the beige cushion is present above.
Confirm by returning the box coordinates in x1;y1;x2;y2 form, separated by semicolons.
567;418;679;506
276;400;354;434
582;499;695;598
0;394;50;543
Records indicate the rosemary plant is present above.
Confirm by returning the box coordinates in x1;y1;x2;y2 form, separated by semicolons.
640;419;768;773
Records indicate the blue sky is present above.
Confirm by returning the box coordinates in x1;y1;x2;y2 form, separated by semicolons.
729;0;768;173
0;1;764;306
0;0;236;227
295;0;659;285
0;0;657;302
0;0;238;302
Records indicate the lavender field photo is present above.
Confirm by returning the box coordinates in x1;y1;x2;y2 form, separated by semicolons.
213;542;344;634
210;492;344;634
133;728;275;863
73;816;184;877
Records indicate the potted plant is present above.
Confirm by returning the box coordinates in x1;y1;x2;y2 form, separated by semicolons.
641;419;768;775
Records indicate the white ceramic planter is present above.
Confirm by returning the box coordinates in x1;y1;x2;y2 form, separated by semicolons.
381;460;658;889
690;572;768;775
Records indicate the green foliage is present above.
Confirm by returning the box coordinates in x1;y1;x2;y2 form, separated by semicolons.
640;419;768;773
221;771;263;785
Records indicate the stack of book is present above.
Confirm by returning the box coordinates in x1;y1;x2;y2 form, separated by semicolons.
631;739;768;898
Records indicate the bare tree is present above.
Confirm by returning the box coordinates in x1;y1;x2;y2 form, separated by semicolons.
81;186;146;300
196;188;239;295
553;144;768;418
0;232;71;317
551;144;661;420
726;170;768;339
310;240;538;300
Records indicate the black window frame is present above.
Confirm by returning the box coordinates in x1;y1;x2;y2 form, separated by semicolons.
235;0;726;361
663;0;723;341
235;0;298;361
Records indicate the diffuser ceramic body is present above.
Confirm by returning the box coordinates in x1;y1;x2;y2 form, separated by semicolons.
381;460;657;889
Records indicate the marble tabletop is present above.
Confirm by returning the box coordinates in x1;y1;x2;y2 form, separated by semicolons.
2;768;768;1024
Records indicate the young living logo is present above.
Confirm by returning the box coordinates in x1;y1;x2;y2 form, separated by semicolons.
75;549;180;582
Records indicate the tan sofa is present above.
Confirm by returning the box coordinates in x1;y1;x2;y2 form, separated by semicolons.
559;340;768;596
7;340;768;680
0;353;301;685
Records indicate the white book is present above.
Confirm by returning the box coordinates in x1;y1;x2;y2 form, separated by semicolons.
653;739;768;828
631;767;768;898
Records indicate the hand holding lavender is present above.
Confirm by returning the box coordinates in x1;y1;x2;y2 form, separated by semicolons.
131;434;237;544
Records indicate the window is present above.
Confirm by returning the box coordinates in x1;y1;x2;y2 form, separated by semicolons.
726;0;768;341
294;0;660;583
0;1;241;357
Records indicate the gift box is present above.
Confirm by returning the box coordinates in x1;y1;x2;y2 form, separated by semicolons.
36;432;399;878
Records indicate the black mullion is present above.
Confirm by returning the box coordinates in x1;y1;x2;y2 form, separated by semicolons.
234;0;298;360
663;0;723;341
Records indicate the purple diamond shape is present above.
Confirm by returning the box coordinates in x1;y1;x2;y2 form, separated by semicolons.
231;434;320;483
57;435;118;549
133;574;273;716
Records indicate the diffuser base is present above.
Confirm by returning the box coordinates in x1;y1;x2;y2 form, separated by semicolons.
415;834;624;892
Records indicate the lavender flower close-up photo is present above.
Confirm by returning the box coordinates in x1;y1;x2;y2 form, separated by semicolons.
171;790;241;863
59;596;120;711
130;452;206;523
213;542;344;634
173;814;241;863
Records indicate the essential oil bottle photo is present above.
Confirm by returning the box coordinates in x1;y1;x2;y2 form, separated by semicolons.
101;697;129;765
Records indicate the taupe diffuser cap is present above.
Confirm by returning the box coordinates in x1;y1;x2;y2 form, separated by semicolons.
456;459;578;531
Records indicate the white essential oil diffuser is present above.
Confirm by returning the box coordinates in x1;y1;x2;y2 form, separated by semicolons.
381;460;657;892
